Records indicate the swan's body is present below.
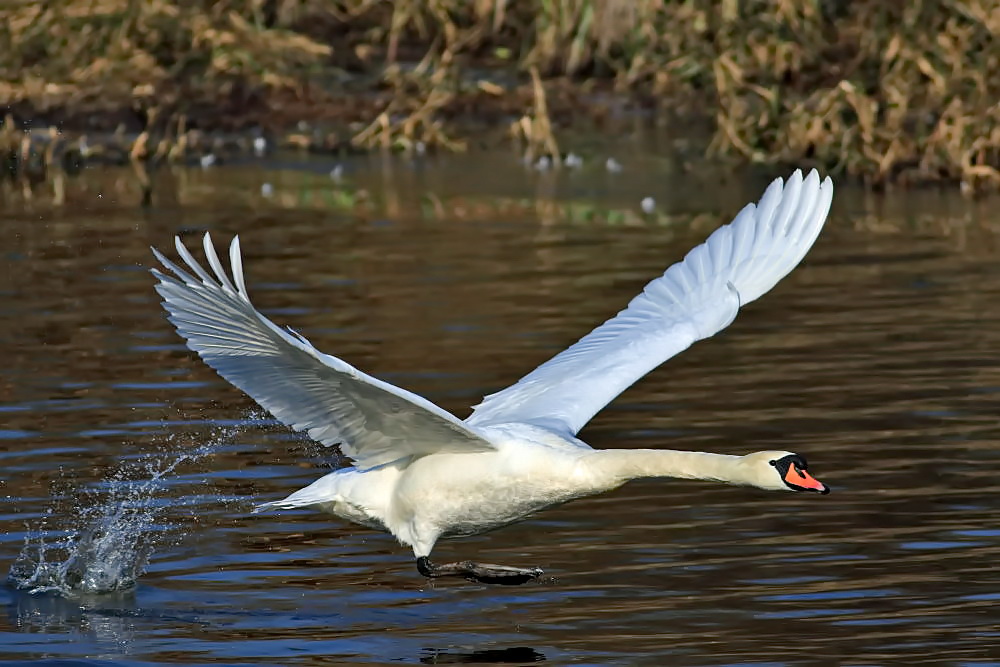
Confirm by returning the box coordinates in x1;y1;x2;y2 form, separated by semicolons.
152;169;833;583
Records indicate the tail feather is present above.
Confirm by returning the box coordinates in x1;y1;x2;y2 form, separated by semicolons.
253;477;343;513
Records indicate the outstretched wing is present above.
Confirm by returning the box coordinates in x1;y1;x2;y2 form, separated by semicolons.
467;169;833;436
152;233;494;470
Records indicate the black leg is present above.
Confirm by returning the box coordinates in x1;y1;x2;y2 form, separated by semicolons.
416;556;542;585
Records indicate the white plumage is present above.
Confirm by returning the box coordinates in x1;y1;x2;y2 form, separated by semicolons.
152;169;833;584
469;169;830;435
152;235;493;471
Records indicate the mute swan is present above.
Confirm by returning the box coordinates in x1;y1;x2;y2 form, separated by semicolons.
152;169;832;585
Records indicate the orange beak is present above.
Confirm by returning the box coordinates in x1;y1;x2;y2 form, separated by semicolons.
784;464;829;494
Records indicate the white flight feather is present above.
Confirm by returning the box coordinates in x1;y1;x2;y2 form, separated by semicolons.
466;169;833;436
151;235;495;471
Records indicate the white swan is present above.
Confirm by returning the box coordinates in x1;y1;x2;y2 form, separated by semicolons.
152;168;833;585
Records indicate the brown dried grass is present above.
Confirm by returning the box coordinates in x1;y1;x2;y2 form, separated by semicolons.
2;0;999;189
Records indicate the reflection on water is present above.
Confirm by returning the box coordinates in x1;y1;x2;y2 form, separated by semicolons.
2;154;1000;664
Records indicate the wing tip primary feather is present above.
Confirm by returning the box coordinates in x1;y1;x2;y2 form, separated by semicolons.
153;233;253;303
229;235;249;301
467;167;834;434
202;232;239;296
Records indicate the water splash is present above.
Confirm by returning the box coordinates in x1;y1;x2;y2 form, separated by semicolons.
8;441;216;597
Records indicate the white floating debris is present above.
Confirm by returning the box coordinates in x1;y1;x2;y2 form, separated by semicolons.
414;140;427;155
534;156;551;171
200;153;216;169
253;136;267;156
640;196;656;214
605;157;622;173
330;164;344;181
261;183;274;197
564;152;583;169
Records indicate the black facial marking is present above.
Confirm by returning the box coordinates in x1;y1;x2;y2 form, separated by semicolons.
771;454;793;476
773;453;810;491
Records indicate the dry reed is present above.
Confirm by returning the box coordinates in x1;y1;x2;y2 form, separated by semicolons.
1;1;998;189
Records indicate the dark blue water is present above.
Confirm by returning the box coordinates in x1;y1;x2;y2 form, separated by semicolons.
3;155;1000;665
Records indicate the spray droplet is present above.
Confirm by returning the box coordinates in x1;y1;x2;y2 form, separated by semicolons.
8;440;219;597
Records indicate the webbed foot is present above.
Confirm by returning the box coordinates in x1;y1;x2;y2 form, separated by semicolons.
416;556;542;585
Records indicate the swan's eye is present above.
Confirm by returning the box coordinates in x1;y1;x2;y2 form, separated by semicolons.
769;460;777;467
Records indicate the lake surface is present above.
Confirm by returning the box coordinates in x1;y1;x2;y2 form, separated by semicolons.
2;150;1000;665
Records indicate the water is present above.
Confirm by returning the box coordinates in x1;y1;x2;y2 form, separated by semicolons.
9;441;217;597
3;149;1000;664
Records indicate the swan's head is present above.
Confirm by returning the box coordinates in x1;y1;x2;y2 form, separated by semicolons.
743;451;829;494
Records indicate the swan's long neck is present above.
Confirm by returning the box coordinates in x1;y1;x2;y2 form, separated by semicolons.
580;449;756;490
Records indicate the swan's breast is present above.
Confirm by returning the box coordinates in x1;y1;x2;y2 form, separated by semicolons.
392;440;594;536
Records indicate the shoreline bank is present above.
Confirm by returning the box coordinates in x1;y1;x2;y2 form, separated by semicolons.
3;2;999;191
